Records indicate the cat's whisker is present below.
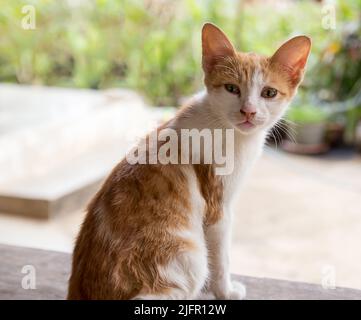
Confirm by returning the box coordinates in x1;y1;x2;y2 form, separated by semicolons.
274;126;284;147
274;122;296;144
281;118;298;129
277;120;297;137
268;128;279;149
280;125;297;140
279;118;296;129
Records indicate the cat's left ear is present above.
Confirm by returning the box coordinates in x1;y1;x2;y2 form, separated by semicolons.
270;36;311;85
202;23;236;73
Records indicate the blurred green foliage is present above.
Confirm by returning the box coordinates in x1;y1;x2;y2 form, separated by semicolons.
286;104;328;124
0;0;360;106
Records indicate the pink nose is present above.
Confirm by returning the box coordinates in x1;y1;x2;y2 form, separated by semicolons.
241;103;257;119
240;109;257;119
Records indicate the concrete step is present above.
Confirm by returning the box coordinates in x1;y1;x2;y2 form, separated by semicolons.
0;84;175;218
0;144;123;218
0;84;148;184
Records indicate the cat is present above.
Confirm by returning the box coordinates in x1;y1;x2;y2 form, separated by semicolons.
67;23;311;300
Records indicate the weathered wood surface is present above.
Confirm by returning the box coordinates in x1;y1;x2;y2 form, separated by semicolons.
1;243;360;300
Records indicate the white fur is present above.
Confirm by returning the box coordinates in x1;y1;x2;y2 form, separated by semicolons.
201;67;291;299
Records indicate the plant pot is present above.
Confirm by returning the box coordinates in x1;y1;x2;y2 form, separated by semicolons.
326;121;345;147
282;122;329;154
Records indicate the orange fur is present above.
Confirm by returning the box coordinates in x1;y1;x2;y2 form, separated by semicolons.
193;164;223;226
68;160;193;299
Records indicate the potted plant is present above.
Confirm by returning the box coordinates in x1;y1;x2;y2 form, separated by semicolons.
282;104;329;154
356;119;361;152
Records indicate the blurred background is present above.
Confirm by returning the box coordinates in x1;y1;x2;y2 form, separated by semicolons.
0;0;360;289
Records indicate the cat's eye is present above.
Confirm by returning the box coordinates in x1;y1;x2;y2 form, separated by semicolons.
224;84;240;95
261;87;278;98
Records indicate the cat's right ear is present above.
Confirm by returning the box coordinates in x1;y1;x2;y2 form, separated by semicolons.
202;23;235;73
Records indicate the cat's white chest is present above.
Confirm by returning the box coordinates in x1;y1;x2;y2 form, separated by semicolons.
221;132;266;208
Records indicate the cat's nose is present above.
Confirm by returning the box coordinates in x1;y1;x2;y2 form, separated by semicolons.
240;103;257;119
240;109;257;119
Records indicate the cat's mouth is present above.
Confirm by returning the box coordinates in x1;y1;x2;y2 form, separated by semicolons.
236;120;256;131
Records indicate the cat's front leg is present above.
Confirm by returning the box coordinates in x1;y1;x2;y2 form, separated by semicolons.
206;212;246;300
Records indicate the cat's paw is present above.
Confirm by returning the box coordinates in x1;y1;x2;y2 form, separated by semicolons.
228;281;246;300
214;281;247;300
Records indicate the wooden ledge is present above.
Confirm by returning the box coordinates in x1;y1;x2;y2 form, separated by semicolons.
0;244;360;300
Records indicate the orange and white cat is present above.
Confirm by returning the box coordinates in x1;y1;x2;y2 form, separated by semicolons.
68;23;311;300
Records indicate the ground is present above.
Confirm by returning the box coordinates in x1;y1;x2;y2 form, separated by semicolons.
231;147;361;289
1;146;360;289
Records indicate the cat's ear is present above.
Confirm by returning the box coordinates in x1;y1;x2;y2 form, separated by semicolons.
270;36;311;85
202;23;236;73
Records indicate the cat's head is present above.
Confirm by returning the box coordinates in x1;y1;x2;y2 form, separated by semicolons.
202;23;311;134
